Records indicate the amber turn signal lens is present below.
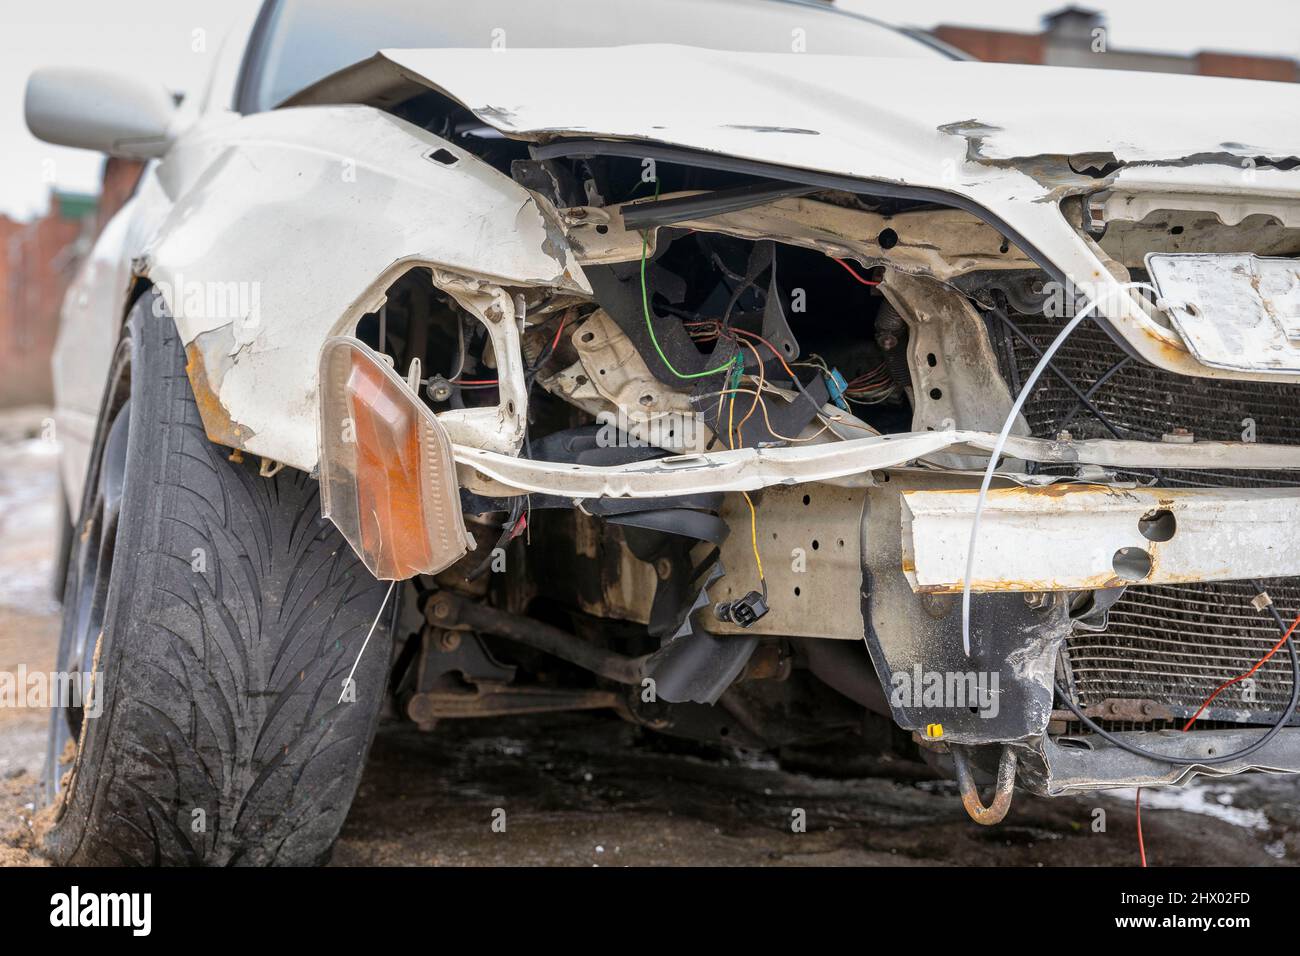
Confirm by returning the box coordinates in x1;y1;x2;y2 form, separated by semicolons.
318;337;473;580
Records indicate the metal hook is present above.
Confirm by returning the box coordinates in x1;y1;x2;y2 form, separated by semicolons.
951;745;1017;826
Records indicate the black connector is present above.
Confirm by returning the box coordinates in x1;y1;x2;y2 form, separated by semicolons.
714;591;770;628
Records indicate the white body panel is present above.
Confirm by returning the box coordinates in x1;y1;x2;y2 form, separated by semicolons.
51;39;1300;503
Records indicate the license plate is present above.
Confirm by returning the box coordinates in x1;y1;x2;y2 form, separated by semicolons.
1146;252;1300;374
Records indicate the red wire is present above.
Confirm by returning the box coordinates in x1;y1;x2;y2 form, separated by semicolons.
1130;600;1300;867
1181;606;1300;731
453;313;567;389
1136;787;1147;867
548;311;570;352
833;258;881;286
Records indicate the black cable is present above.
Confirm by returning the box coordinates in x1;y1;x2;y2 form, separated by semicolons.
989;306;1126;440
465;497;525;582
1058;356;1130;433
1054;584;1299;766
458;313;559;582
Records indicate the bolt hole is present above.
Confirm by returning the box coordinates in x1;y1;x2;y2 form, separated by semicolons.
877;228;898;250
595;224;609;234
1138;509;1176;542
794;586;801;597
581;331;596;343
811;540;820;551
926;353;937;367
1169;225;1184;235
802;494;811;505
1112;546;1152;581
929;387;943;400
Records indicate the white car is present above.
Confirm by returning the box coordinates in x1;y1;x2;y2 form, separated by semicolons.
26;0;1300;865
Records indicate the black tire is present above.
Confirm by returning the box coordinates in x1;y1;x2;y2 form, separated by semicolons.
42;289;392;866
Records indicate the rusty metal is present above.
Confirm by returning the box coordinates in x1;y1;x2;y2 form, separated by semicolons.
951;746;1018;826
426;590;648;685
407;685;620;722
1090;698;1173;722
184;339;253;450
903;484;1300;594
1047;698;1174;733
737;642;793;683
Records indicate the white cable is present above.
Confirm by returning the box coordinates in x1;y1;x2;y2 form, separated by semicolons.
339;580;396;703
960;282;1157;656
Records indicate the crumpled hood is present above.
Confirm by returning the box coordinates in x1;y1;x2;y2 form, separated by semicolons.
295;44;1300;191
284;44;1300;394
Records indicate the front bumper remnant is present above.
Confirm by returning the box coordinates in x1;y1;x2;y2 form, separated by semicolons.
902;484;1300;593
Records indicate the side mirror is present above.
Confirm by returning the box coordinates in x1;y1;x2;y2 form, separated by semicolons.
25;67;178;160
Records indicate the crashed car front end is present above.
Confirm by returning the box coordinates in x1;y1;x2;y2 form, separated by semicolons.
141;46;1300;822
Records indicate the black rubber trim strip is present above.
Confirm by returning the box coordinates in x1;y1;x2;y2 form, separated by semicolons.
532;138;1141;359
534;139;1064;279
620;181;818;230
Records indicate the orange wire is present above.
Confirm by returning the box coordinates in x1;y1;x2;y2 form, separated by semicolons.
1136;788;1147;867
733;338;766;441
730;327;799;381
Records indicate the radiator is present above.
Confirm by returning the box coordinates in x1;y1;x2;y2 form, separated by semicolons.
996;315;1299;726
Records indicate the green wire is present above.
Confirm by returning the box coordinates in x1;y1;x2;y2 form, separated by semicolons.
638;179;738;380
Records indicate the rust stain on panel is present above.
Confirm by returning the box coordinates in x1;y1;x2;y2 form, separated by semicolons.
185;341;255;450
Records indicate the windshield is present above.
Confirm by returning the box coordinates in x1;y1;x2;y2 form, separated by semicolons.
243;0;951;111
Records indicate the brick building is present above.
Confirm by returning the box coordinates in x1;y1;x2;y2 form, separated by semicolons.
932;6;1299;82
0;158;142;408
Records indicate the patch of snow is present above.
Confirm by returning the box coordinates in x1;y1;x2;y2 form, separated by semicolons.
1105;781;1270;831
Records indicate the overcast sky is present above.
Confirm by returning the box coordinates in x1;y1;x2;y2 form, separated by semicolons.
2;0;1298;221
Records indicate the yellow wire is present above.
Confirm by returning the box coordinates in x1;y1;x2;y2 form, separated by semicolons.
703;386;833;443
742;490;764;585
718;358;765;591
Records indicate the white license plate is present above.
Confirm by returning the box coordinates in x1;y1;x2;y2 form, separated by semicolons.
1147;252;1300;374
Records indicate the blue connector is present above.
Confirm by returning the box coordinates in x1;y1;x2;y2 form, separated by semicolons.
826;368;850;411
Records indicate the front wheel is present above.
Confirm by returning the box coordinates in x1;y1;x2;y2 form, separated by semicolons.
43;290;392;866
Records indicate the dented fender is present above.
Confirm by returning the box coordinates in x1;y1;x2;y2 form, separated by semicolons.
140;104;589;471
